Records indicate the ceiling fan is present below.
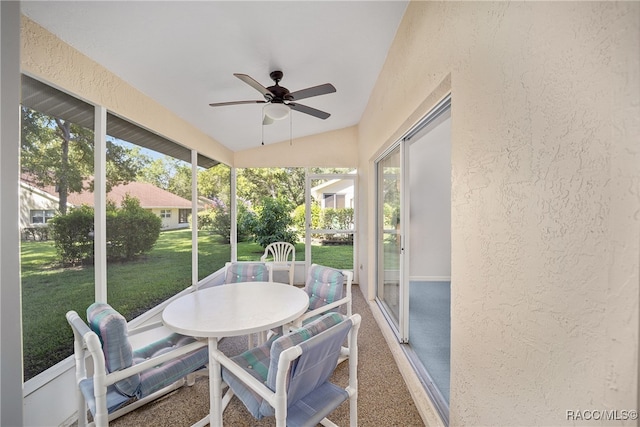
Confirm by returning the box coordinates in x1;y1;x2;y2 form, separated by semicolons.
209;71;336;124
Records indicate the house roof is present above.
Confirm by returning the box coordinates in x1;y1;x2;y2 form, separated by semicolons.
69;181;192;209
21;174;192;209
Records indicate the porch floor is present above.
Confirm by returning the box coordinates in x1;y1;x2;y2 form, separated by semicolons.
110;284;425;426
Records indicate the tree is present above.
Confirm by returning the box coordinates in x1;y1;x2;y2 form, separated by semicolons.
237;167;306;207
137;156;173;190
137;156;194;200
198;164;231;206
250;197;297;248
21;107;144;214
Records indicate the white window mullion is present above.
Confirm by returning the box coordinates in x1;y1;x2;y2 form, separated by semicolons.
94;106;107;302
304;168;311;272
230;168;237;262
191;150;198;290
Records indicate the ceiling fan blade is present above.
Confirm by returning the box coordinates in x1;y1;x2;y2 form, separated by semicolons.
209;100;266;107
288;102;331;120
288;83;336;102
234;73;274;99
263;114;274;125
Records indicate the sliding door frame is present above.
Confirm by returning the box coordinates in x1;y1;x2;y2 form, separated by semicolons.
375;94;452;345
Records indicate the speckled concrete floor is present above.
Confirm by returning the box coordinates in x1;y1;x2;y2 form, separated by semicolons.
110;285;425;427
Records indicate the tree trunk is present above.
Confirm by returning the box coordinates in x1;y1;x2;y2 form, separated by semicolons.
56;119;71;215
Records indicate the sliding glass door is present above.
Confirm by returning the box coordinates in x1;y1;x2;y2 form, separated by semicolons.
375;94;452;424
376;144;408;341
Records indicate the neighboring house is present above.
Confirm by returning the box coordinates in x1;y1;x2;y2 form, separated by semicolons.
310;177;355;209
19;176;195;238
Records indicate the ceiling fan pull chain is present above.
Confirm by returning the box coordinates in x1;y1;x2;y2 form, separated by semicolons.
262;105;265;146
290;111;293;146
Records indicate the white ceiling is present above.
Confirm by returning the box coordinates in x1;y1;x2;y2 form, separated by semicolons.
21;1;408;152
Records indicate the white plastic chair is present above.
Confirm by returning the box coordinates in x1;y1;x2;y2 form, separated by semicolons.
260;242;296;285
215;312;361;427
66;303;208;426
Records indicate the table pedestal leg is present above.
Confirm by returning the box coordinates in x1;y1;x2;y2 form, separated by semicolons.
210;338;222;427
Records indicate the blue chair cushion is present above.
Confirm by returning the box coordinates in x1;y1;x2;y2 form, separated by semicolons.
87;303;209;401
221;340;272;418
286;382;349;427
225;262;268;283
87;302;140;397
284;318;352;412
79;378;135;416
265;312;344;391
133;334;209;398
221;312;344;420
304;265;345;311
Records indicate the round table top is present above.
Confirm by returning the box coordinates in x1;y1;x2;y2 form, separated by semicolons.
162;281;309;338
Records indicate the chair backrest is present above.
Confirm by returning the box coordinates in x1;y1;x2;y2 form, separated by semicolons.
261;241;295;263
224;262;269;283
259;312;346;418
266;312;344;392
304;264;345;310
284;317;352;405
86;302;140;397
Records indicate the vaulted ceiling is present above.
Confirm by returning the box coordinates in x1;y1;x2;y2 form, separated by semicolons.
21;1;408;152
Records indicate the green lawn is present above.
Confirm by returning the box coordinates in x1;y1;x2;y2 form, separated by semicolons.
21;229;352;380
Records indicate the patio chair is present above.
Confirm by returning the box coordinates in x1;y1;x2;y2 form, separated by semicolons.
215;312;362;427
296;263;353;326
224;261;271;347
224;261;270;284
260;242;296;285
66;302;209;427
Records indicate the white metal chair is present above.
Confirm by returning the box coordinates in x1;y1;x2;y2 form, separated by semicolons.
215;312;361;427
66;302;208;426
260;242;296;285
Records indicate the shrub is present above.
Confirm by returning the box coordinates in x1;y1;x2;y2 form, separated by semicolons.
49;195;161;264
107;195;161;260
193;206;216;231
195;199;230;242
322;207;354;230
48;205;95;265
251;197;297;248
236;202;254;242
292;201;322;237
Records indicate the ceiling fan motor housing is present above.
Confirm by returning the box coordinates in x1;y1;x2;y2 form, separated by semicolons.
266;71;292;103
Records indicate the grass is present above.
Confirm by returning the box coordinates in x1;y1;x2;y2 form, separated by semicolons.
21;229;353;380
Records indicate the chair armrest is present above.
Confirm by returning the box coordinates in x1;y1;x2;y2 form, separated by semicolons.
212;349;276;402
104;339;208;386
128;321;164;336
295;296;351;325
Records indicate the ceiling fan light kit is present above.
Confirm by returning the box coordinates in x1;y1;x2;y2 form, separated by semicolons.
264;103;290;120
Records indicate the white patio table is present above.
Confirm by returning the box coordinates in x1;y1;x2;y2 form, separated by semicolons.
162;281;309;427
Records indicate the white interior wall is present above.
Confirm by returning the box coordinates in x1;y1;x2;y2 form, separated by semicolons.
409;114;451;280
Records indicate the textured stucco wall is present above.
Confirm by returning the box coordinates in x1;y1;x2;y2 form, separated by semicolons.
359;1;639;425
234;125;357;168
